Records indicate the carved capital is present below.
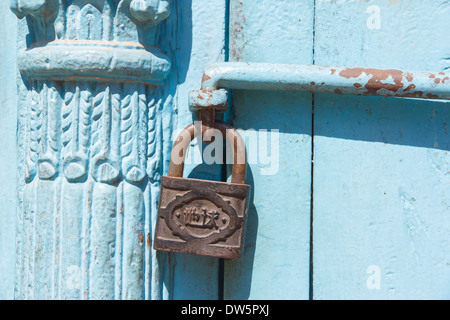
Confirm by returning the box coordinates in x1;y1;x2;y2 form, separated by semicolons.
130;0;170;23
12;0;172;84
11;0;172;49
11;0;58;19
13;0;172;184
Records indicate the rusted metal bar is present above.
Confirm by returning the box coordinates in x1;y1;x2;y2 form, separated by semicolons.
197;62;450;100
168;121;247;184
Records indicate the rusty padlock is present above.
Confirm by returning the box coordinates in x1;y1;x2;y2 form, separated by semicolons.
153;121;250;259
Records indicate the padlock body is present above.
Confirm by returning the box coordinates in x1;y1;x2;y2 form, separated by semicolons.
154;176;250;259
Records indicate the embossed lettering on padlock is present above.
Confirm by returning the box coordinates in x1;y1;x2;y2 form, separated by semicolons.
153;122;250;259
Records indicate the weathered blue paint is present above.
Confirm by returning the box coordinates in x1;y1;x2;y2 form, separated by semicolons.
18;42;171;85
7;0;228;301
223;0;314;300
312;0;450;299
194;62;450;100
0;0;18;300
167;0;228;300
188;89;228;112
3;0;449;301
219;0;449;300
10;0;179;300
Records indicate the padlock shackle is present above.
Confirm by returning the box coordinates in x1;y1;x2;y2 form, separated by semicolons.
168;121;247;184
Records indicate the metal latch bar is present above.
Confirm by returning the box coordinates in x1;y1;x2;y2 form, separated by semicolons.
191;62;450;104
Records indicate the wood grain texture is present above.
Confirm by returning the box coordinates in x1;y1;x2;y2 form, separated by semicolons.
224;0;314;300
165;0;228;300
313;0;450;299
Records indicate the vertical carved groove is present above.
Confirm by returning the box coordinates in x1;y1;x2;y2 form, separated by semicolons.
62;82;91;181
60;180;84;299
79;83;92;165
110;83;122;182
115;182;124;299
147;92;161;182
61;82;78;152
102;0;115;41
122;182;145;299
89;83;120;299
34;179;57;299
20;182;36;299
91;83;105;159
62;82;79;179
81;180;93;300
47;82;60;156
38;81;60;180
25;81;41;181
121;83;148;183
89;182;117;299
120;83;151;299
148;93;166;300
138;85;149;179
77;4;103;40
92;84;121;184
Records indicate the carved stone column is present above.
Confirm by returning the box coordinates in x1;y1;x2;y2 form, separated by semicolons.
11;0;172;300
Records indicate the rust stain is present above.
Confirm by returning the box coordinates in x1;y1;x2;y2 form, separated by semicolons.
201;74;211;83
395;91;424;98
330;69;336;75
404;84;416;92
147;233;151;247
339;67;405;96
353;83;362;88
442;77;449;83
434;78;441;84
193;90;227;110
310;81;316;86
426;93;440;99
230;1;248;61
334;89;343;94
133;227;144;245
87;185;92;209
405;73;414;82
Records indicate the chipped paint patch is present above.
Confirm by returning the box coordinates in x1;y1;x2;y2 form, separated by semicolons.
339;67;405;95
230;1;247;62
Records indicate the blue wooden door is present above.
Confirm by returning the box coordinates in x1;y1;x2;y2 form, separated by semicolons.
0;0;449;300
222;0;450;300
0;0;18;300
312;0;450;299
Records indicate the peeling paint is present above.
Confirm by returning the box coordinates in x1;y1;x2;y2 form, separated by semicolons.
198;62;450;100
230;1;247;62
339;67;405;95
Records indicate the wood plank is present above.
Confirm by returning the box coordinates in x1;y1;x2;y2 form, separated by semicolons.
313;0;450;299
166;0;227;300
224;0;315;300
